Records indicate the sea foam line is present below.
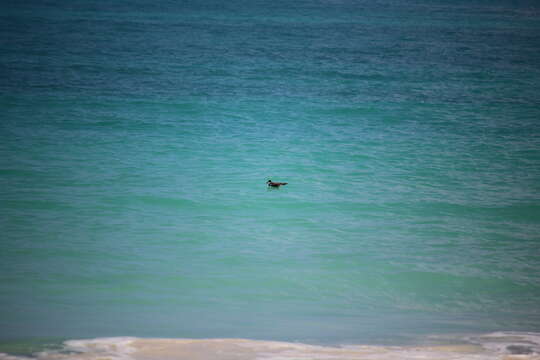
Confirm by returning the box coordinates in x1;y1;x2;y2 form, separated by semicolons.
1;332;539;360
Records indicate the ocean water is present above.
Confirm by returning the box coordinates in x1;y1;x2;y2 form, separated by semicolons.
1;0;540;358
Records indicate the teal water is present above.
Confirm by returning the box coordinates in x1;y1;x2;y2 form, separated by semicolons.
1;0;540;353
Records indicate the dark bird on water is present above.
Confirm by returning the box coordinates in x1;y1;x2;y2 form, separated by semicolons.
267;180;288;188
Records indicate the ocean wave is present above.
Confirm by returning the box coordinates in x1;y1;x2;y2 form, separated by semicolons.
2;332;539;360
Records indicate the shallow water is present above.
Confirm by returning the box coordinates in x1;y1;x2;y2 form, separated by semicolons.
1;0;540;357
2;333;540;360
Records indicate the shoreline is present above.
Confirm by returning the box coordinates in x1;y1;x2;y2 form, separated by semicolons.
1;332;540;360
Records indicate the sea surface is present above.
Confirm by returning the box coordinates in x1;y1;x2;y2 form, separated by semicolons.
1;0;540;358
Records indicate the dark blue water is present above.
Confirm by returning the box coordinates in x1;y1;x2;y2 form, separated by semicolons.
1;0;540;355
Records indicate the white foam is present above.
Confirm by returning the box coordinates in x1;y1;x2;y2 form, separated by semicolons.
21;337;137;360
2;333;540;360
63;337;137;359
0;353;34;360
467;331;540;356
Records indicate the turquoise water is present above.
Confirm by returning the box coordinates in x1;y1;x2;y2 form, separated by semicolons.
1;0;540;355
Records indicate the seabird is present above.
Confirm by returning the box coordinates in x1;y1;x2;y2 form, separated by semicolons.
267;180;288;188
